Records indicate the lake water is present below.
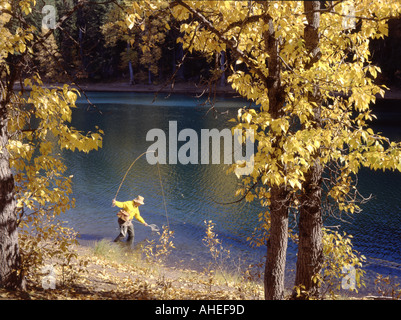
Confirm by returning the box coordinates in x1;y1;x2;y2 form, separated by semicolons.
63;92;401;295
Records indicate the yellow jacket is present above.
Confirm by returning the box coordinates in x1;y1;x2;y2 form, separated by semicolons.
115;200;146;224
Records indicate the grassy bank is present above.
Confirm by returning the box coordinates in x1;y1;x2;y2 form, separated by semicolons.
1;239;400;300
0;239;263;300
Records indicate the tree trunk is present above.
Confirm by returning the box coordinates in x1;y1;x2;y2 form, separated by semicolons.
0;111;23;290
127;42;134;85
294;160;323;298
76;3;87;74
177;42;184;80
148;66;152;85
263;12;289;300
265;186;289;300
128;61;134;85
293;1;323;299
219;51;226;86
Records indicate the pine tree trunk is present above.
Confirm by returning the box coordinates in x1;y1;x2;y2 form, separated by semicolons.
128;61;134;85
175;41;185;81
75;1;87;75
0;111;23;290
148;66;152;85
219;51;226;86
127;42;134;85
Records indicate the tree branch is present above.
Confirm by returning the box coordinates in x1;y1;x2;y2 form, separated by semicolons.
172;0;269;85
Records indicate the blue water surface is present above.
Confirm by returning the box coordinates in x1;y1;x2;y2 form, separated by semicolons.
62;92;401;295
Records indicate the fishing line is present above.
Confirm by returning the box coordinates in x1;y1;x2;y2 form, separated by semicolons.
156;160;169;228
130;220;160;232
113;150;169;231
113;150;155;200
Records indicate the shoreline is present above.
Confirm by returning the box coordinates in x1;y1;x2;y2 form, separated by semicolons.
17;81;239;97
77;82;237;96
72;82;401;100
0;239;390;300
16;81;401;100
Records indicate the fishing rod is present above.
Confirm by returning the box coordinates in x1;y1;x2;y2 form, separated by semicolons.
113;150;155;200
113;150;169;232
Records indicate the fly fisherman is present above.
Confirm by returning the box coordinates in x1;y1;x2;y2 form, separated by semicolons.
112;195;148;245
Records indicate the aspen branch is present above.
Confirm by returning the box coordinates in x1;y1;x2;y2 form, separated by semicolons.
172;0;269;85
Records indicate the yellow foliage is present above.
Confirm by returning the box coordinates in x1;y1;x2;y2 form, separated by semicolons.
131;0;401;296
8;79;103;278
152;0;401;209
0;0;103;281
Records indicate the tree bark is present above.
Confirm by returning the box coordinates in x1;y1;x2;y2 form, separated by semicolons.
219;51;226;86
263;12;289;300
294;159;323;298
293;1;323;299
175;41;185;81
127;42;134;85
0;112;23;290
265;186;289;300
75;1;87;74
0;57;24;290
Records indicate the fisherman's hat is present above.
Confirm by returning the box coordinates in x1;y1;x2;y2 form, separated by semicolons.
133;195;145;205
